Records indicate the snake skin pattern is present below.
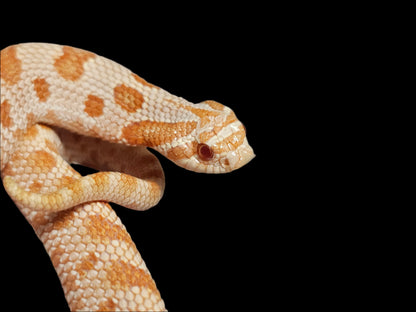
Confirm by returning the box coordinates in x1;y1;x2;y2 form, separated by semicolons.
1;43;254;311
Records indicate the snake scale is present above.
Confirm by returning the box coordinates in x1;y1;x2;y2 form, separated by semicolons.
0;42;254;311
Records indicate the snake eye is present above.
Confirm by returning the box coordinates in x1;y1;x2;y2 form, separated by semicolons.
197;143;214;161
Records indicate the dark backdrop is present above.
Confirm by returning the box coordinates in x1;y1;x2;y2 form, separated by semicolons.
1;6;276;311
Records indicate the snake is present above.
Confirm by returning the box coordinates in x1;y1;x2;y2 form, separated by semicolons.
0;42;255;311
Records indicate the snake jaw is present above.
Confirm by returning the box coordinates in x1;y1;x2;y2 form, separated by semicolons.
169;138;255;174
223;137;255;172
153;107;255;173
159;123;255;173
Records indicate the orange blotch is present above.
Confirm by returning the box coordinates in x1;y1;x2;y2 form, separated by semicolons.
32;78;51;102
26;150;57;173
215;125;246;153
217;110;237;130
200;110;238;143
198;131;213;143
166;98;221;120
1;99;13;128
50;245;67;268
91;172;111;188
166;142;198;162
105;263;158;293
132;73;159;89
61;175;79;186
84;94;104;117
54;46;95;81
84;214;133;245
47;208;80;233
77;252;99;277
4;149;58;195
21;125;40;143
98;299;117;312
187;106;219;121
65;178;83;195
44;204;163;310
114;84;144;113
29;181;44;192
1;45;22;85
25;113;37;130
204;100;225;111
44;138;59;153
75;215;159;291
121;120;197;147
30;213;52;229
222;158;230;166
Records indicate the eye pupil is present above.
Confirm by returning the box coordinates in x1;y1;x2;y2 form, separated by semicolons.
197;143;214;161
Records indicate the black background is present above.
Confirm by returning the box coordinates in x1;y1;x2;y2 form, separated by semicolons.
2;4;385;311
1;5;281;311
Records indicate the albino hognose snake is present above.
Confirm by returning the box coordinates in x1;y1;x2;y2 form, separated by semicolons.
0;43;255;311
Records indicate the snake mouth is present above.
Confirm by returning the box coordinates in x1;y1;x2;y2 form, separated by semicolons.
159;136;255;174
232;143;256;171
222;139;255;173
184;138;255;174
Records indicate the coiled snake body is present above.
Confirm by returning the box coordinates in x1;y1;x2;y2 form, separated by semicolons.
1;43;254;311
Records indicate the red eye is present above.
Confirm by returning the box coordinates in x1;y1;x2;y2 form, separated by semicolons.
197;143;214;161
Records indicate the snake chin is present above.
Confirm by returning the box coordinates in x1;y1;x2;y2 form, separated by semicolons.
222;138;256;172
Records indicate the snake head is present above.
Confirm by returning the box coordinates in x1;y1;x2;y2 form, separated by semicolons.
161;101;255;173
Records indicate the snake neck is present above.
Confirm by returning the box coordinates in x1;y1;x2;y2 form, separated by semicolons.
1;43;230;162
